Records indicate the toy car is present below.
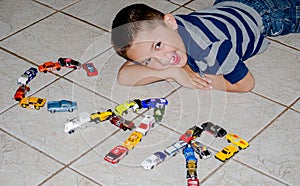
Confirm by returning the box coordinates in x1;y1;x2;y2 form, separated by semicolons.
64;111;91;134
14;85;30;101
191;141;211;159
187;178;200;186
201;122;227;138
114;100;141;116
183;145;198;179
83;62;98;76
215;144;239;162
17;67;38;85
135;115;155;136
164;140;188;157
153;104;166;122
47;100;77;113
141;151;167;170
179;125;204;144
90;109;114;124
226;133;249;150
104;145;129;164
141;98;168;109
109;115;135;131
58;57;81;69
38;61;61;73
122;131;143;150
19;97;46;110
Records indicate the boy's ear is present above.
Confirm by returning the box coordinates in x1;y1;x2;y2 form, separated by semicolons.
164;14;178;30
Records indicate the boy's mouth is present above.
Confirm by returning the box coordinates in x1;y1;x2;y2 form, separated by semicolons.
170;52;180;65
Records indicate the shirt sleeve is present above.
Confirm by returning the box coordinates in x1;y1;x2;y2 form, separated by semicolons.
223;59;249;84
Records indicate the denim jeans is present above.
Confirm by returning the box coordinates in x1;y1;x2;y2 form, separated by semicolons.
214;0;300;36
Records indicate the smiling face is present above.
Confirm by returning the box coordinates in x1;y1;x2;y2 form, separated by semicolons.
126;14;188;70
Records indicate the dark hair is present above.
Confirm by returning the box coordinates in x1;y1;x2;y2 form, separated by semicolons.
111;4;164;60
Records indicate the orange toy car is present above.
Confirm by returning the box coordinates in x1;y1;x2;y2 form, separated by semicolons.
38;61;61;73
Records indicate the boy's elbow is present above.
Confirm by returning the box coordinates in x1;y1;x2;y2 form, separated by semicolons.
229;72;255;93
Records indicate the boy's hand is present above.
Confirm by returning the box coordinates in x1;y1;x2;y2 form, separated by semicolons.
172;65;212;90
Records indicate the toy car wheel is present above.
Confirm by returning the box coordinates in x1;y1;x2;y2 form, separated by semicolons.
50;110;55;113
57;67;61;71
35;106;40;110
43;70;47;73
68;108;73;112
73;66;77;70
238;146;242;150
95;119;100;124
21;104;26;108
150;165;154;169
227;139;231;143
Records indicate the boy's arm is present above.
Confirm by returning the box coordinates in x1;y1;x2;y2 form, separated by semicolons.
205;72;255;93
117;61;212;89
182;64;255;92
117;61;174;86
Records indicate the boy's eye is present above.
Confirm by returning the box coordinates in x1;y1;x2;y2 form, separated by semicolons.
155;42;161;50
144;58;151;65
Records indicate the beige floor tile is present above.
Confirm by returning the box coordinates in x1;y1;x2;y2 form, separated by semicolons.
0;130;62;186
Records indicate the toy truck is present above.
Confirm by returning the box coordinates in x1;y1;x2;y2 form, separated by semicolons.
64;111;91;134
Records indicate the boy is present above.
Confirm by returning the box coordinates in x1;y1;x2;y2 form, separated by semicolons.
111;0;299;92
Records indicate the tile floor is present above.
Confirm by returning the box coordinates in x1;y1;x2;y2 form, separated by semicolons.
0;0;299;185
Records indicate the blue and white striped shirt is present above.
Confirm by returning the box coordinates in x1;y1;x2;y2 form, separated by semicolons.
175;1;270;84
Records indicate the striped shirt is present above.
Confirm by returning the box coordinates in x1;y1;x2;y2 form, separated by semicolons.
175;1;270;84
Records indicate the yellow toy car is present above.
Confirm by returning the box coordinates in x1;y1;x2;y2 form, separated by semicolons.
90;109;114;124
114;100;141;116
122;131;143;150
215;144;238;162
19;97;46;110
226;133;249;150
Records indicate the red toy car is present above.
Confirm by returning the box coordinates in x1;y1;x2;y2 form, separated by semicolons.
83;62;98;76
104;145;129;164
58;57;81;69
109;115;135;131
187;178;200;186
180;125;204;144
38;61;61;73
14;85;30;101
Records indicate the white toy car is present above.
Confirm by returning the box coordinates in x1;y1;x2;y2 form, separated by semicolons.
18;67;38;85
141;151;167;170
135;115;155;136
64;111;90;134
164;140;188;157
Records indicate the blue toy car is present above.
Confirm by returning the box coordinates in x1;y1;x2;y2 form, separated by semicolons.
18;67;38;85
141;98;168;109
47;100;77;113
183;145;198;179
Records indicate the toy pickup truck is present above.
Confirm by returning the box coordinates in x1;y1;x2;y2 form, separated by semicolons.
201;122;227;138
64;111;91;134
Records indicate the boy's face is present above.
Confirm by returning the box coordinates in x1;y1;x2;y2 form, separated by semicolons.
126;20;187;70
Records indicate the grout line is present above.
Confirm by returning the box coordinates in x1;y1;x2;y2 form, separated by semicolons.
250;91;289;108
233;159;290;185
38;130;120;186
33;0;82;11
59;11;110;32
267;37;300;51
0;128;65;168
249;107;288;143
0;11;59;42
